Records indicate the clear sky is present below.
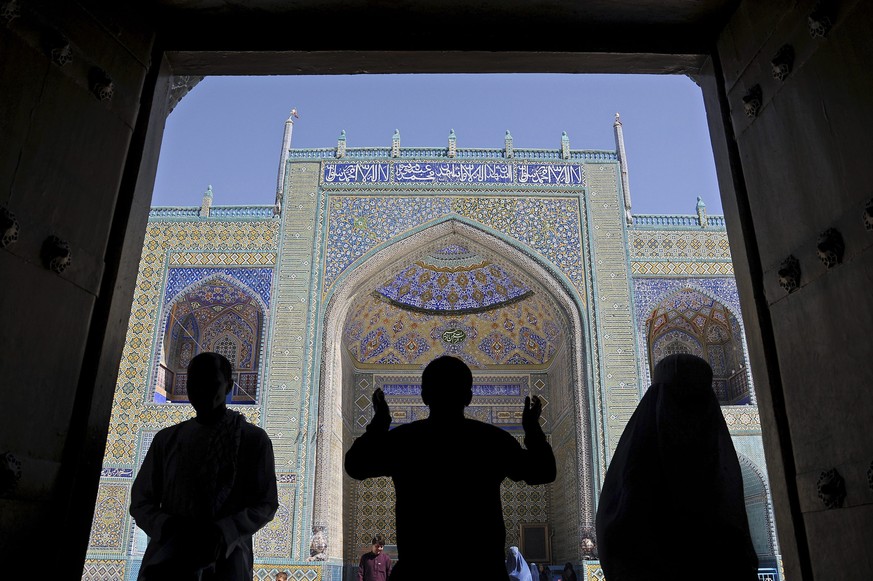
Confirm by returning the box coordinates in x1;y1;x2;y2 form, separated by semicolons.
152;74;722;215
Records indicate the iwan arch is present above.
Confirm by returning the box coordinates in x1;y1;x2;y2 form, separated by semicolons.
83;118;779;579
316;218;594;565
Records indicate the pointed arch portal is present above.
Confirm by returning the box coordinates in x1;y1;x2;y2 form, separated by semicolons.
313;219;596;566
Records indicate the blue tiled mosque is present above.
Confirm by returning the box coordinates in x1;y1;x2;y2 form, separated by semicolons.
83;113;780;580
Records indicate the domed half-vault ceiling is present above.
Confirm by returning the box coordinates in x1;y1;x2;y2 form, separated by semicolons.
344;246;564;369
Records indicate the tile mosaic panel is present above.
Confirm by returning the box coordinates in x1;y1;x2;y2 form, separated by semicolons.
631;260;734;276
323;195;584;296
375;244;532;314
169;250;276;266
87;483;129;553
252;566;323;580
629;229;732;261
164;266;274;306
81;560;126;580
344;292;563;368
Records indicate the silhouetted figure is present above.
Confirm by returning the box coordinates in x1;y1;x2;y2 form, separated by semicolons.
507;546;533;581
560;563;577;581
595;353;758;581
538;563;552;580
130;352;279;580
358;533;391;581
345;356;556;581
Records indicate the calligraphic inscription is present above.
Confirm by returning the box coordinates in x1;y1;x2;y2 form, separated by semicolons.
323;162;390;183
516;164;584;185
395;162;513;184
381;383;522;396
322;161;586;186
442;328;467;344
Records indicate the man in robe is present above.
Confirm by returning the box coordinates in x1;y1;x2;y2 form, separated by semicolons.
358;533;391;581
130;352;278;580
345;355;556;581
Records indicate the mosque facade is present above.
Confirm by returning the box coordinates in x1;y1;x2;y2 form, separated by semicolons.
83;115;780;580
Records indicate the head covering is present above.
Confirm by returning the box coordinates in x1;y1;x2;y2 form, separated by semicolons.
506;546;533;581
529;562;540;581
595;354;758;581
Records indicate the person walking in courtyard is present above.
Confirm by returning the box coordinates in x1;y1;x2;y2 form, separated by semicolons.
345;355;556;581
358;534;391;581
595;353;757;581
130;352;279;580
506;546;533;581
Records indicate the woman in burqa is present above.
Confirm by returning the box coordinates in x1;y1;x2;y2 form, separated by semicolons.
595;354;758;581
506;546;533;581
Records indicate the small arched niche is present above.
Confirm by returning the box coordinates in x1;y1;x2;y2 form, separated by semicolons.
155;275;266;404
645;287;751;405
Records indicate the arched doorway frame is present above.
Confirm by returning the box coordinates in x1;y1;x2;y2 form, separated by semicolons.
310;216;598;564
737;452;780;560
636;282;756;405
151;272;271;405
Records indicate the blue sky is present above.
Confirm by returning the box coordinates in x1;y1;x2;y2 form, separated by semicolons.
153;74;722;215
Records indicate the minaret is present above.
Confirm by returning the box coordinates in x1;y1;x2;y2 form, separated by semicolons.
613;112;633;225
274;108;297;215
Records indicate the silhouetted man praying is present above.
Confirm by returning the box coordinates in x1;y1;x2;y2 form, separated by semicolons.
130;352;278;580
345;355;556;581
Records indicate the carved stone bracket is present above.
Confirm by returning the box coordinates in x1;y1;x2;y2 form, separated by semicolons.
864;198;873;231
808;2;834;38
817;228;845;268
0;206;19;248
742;85;763;119
817;468;846;509
41;235;72;273
89;67;114;102
778;255;801;293
0;451;22;497
771;44;795;81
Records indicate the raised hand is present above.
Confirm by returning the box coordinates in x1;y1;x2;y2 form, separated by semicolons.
367;388;392;433
522;395;543;434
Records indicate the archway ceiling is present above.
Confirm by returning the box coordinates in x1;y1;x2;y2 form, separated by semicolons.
172;279;261;329
344;287;564;369
647;287;732;340
374;244;532;315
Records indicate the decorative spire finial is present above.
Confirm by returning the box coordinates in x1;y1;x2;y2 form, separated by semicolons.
200;185;214;218
696;196;708;227
614;112;621;125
